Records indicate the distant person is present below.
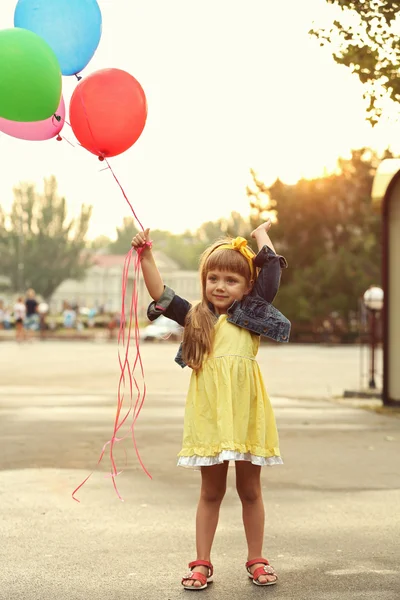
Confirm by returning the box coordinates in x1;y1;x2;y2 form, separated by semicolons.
38;302;49;340
24;288;39;338
63;304;77;329
13;296;26;342
2;305;12;330
107;312;119;340
87;307;97;328
132;220;290;589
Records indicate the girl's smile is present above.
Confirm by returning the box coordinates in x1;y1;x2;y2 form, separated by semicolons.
206;269;252;314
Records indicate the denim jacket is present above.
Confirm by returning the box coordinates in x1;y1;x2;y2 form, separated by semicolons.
147;245;291;367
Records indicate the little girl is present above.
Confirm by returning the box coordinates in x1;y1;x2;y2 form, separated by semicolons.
132;220;290;590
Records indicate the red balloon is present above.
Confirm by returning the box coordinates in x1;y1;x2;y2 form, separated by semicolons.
69;68;147;158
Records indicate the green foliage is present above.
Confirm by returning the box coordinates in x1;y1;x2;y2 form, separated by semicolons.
262;149;381;325
170;212;253;269
90;235;112;251
310;1;400;124
154;149;381;329
0;152;382;334
246;168;277;226
156;232;206;270
0;176;92;299
108;217;138;254
108;213;251;270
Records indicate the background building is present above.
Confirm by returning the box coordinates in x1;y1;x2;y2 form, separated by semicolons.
50;251;200;321
372;158;400;404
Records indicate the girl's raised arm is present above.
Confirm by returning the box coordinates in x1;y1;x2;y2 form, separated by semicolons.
250;219;275;252
250;219;287;303
131;228;164;301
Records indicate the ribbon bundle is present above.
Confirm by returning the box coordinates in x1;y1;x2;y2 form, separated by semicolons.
72;162;152;503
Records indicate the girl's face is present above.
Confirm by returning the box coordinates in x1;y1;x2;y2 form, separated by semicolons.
205;269;252;314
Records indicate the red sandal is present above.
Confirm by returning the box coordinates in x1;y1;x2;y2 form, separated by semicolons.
246;558;278;586
181;560;214;591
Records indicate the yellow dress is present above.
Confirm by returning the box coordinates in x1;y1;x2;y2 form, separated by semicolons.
177;315;282;468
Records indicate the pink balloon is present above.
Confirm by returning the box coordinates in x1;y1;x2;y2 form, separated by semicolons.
0;96;65;141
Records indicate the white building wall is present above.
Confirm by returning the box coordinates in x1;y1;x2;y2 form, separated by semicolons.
50;266;122;313
50;256;201;320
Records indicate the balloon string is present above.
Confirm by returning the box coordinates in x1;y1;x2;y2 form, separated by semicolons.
64;96;150;501
64;100;145;232
104;159;146;232
72;243;152;502
114;247;151;473
109;247;151;481
59;135;75;147
69;89;144;232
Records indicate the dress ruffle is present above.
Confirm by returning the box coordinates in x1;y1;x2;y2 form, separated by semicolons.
177;450;283;469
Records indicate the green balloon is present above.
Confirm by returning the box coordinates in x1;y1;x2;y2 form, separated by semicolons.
0;28;61;122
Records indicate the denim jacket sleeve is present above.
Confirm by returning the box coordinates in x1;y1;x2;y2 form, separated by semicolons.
147;285;191;327
251;245;288;303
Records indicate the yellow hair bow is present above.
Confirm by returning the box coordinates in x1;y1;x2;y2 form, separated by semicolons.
217;236;255;279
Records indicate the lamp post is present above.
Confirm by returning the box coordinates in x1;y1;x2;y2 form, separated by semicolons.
363;286;384;390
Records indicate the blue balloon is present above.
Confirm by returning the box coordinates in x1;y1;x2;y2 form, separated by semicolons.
14;0;102;76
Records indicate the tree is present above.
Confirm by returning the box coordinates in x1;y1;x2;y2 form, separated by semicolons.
310;1;400;125
108;217;139;254
0;176;92;299
245;168;277;252
109;213;252;270
178;211;253;269
90;235;112;251
108;218;198;266
260;149;381;325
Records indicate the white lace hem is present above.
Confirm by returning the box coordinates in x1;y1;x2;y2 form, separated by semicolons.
177;451;283;469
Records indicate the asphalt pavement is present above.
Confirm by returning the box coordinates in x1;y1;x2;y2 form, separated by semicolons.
0;340;398;600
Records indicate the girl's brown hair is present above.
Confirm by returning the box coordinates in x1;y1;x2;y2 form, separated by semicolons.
182;238;254;371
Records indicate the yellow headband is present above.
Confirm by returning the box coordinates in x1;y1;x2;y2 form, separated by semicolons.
216;237;255;279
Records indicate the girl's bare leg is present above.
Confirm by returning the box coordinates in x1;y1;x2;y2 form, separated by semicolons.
235;461;277;584
182;461;229;588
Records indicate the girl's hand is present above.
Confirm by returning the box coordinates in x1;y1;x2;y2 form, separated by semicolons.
250;219;272;238
131;228;151;249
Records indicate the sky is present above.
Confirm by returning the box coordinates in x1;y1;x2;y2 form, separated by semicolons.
1;0;400;240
